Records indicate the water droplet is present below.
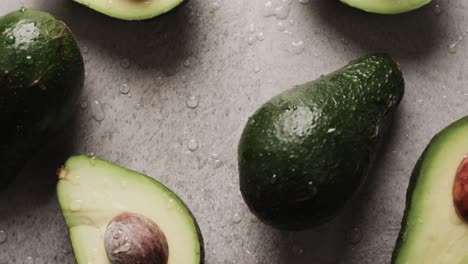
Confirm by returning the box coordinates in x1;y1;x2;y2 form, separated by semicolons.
256;32;265;41
186;95;199;109
187;139;199;151
299;0;309;4
155;76;165;86
0;229;7;244
121;181;127;189
80;100;88;109
119;83;130;95
81;45;89;54
247;36;255;45
25;55;33;65
263;0;291;20
70;200;83;212
248;24;256;33
347;227;362;244
289;19;296;26
210;1;221;13
91;100;105;122
135;102;143;110
327;128;336;133
4;35;15;45
180;75;188;83
19;7;26;12
120;58;131;69
448;42;458;54
291;41;305;54
232;213;243;224
184;59;191;67
277;22;286;32
254;66;261;73
433;4;441;15
25;256;34;264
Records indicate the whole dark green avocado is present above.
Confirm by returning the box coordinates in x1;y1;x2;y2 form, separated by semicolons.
0;8;84;188
238;54;405;230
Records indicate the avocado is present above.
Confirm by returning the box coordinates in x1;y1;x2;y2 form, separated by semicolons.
341;0;431;14
57;155;204;264
0;8;84;188
73;0;185;20
238;54;405;230
392;117;468;263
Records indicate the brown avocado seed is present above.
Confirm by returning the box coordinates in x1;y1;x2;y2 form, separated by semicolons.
104;213;169;264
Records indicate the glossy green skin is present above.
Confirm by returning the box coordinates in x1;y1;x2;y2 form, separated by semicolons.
239;54;405;230
0;9;84;187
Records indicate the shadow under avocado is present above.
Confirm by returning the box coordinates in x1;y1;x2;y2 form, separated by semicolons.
35;0;198;75
310;1;444;60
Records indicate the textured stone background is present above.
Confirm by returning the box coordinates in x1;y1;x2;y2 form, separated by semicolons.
0;0;467;263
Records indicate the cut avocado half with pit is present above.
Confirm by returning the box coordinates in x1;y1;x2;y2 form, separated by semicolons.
341;0;431;14
392;116;468;263
74;0;185;20
57;155;204;264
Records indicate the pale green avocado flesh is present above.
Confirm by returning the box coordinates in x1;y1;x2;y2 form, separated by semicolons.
57;155;203;264
341;0;431;14
392;117;468;263
74;0;184;20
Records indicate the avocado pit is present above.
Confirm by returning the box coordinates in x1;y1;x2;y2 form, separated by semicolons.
104;213;169;264
453;156;468;222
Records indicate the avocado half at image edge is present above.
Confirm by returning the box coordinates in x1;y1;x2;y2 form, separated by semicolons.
392;117;468;263
0;8;84;188
57;155;204;264
74;0;185;20
238;53;405;230
341;0;431;14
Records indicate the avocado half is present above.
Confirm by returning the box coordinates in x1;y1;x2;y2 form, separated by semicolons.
392;117;468;263
341;0;431;14
57;156;204;264
74;0;185;20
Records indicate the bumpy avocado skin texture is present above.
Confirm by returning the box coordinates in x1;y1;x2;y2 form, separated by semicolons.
0;9;84;188
239;54;405;230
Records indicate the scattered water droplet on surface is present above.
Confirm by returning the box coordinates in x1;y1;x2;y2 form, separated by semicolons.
347;227;362;244
186;95;199;109
291;41;305;54
247;36;255;45
448;42;458;54
5;35;15;45
299;0;310;4
248;24;256;33
120;58;130;69
232;213;243;224
91;100;105;122
19;7;26;12
180;75;188;83
187;139;199;151
119;83;130;95
327;128;336;133
25;256;34;264
277;22;286;32
210;1;221;13
135;102;143;110
80;100;88;110
433;4;441;15
0;229;7;244
184;59;191;67
25;55;33;64
256;32;265;41
81;45;89;54
254;66;261;73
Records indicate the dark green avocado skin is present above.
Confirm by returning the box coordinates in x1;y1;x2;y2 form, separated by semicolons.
238;54;405;230
0;9;84;188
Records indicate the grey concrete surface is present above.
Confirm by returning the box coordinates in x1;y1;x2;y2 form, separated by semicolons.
0;0;467;263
